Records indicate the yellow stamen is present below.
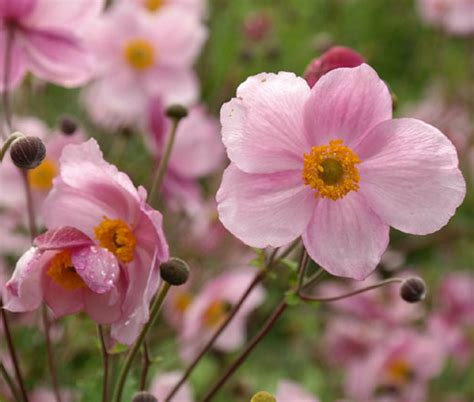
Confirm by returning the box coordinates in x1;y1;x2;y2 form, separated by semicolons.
124;38;155;70
145;0;165;12
386;359;413;386
202;300;231;328
28;159;58;191
47;250;87;290
174;291;192;313
302;139;361;201
94;217;136;263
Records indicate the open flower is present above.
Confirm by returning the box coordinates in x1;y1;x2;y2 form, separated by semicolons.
83;2;206;128
179;269;265;361
5;139;169;344
418;0;474;35
0;0;102;91
217;65;465;280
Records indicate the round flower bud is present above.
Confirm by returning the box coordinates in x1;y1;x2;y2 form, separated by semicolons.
10;136;46;169
251;391;276;402
165;104;188;120
400;277;427;303
160;258;190;286
132;392;158;402
58;115;78;135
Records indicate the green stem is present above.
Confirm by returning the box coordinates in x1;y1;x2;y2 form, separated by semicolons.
0;132;22;162
112;281;171;402
149;119;180;204
98;325;110;402
0;361;21;402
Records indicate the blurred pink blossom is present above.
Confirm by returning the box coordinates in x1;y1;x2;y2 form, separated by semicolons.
217;64;465;280
150;371;193;402
418;0;474;35
127;0;206;18
83;2;206;129
275;380;320;402
179;269;265;362
243;12;272;42
0;0;102;91
29;387;74;402
304;46;365;88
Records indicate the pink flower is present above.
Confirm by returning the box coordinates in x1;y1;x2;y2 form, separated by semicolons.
0;116;85;217
150;371;193;402
275;380;319;402
148;99;225;214
179;269;265;361
83;3;206;128
243;12;272;42
5;139;169;344
29;387;74;402
418;0;474;35
217;65;465;280
126;0;206;18
345;330;446;402
0;0;102;91
304;46;365;88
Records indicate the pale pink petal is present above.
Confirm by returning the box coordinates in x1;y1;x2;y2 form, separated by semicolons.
302;192;389;280
21;28;93;87
84;286;123;324
217;164;313;248
3;247;44;312
303;64;392;148
221;72;311;173
0;31;27;91
150;371;193;402
357;118;466;235
34;227;93;251
71;246;119;294
43;276;84;318
276;380;319;402
0;0;35;19
24;0;104;30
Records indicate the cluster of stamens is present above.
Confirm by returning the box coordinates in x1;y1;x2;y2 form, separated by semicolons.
94;217;137;263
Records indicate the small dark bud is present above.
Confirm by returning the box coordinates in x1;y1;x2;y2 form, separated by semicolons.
10;136;46;169
58;115;78;135
132;391;158;402
400;277;427;303
160;257;190;286
165;104;188;120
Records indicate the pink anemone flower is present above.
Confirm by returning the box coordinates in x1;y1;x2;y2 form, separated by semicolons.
418;0;474;35
0;0;102;91
217;64;465;280
304;45;365;88
275;380;320;402
150;371;193;402
179;269;265;362
83;2;206;129
5;139;169;344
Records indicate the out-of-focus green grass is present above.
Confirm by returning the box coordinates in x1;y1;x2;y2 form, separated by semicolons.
5;0;473;401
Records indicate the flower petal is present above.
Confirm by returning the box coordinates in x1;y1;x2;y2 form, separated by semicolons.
43;276;84;318
357;118;466;235
71;246;119;294
303;192;389;280
34;226;93;251
303;64;392;148
0;31;27;91
221;72;311;173
217;164;313;248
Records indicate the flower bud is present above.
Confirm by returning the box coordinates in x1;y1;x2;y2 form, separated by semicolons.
58;115;78;135
250;391;276;402
160;257;190;286
400;277;427;303
10;136;46;169
132;392;158;402
165;104;188;120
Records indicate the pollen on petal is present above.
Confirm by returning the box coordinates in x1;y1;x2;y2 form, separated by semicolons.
94;217;137;263
302;139;361;201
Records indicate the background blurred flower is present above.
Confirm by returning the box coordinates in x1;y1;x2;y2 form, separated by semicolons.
150;371;194;402
275;380;319;402
418;0;474;35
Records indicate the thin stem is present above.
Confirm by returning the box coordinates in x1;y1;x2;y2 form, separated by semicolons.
139;342;152;391
98;325;110;402
20;170;37;239
112;281;171;402
0;131;22;162
200;301;288;402
0;360;21;402
297;249;309;290
149;119;179;204
0;298;29;402
42;306;61;402
298;278;404;302
302;268;325;289
2;25;14;138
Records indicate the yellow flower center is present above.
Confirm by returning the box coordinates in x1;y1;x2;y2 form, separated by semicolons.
202;300;231;328
124;38;155;70
386;359;413;386
145;0;165;12
174;291;192;313
302;139;361;201
47;250;87;291
28;159;58;191
94;217;137;263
